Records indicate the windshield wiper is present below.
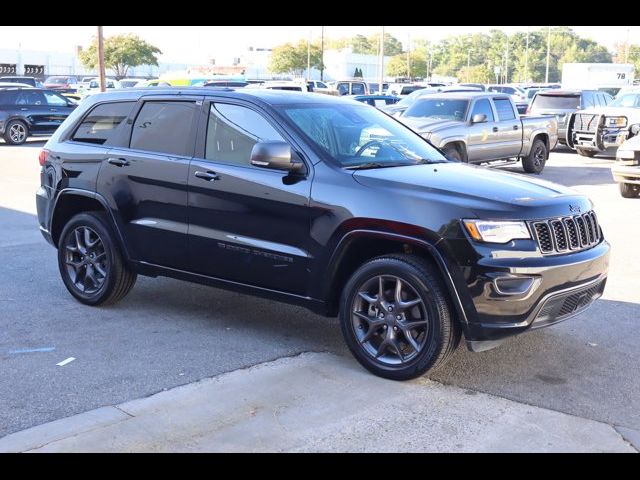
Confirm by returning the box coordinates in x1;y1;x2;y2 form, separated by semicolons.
344;162;396;170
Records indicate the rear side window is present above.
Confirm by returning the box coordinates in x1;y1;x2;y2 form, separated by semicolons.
0;90;17;105
130;101;198;156
72;101;135;145
352;83;366;95
205;103;284;167
15;90;46;105
531;94;580;110
493;98;516;120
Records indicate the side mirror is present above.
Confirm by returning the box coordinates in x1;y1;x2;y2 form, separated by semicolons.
471;113;487;124
250;141;304;173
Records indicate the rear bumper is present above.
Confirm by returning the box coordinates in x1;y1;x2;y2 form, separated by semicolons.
456;240;609;347
36;186;55;246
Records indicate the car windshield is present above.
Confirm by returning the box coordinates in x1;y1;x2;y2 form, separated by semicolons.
531;94;580;109
45;77;69;84
610;94;640;108
279;103;447;168
403;98;469;121
396;88;431;107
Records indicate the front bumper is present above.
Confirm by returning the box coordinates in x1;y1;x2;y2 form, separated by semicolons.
572;127;628;152
612;164;640;185
447;239;610;348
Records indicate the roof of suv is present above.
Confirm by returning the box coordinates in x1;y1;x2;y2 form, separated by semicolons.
536;89;593;96
416;91;510;100
77;87;357;106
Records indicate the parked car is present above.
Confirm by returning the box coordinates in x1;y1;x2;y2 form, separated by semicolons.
0;82;34;89
567;92;640;157
488;84;526;102
611;124;640;197
0;76;43;88
398;92;558;173
43;76;80;93
329;80;369;96
386;83;426;96
459;83;487;91
0;88;77;144
528;89;612;147
119;79;144;89
136;79;171;88
261;81;306;92
352;95;400;108
306;80;339;96
380;86;483;116
203;80;249;88
77;78;121;98
35;88;608;380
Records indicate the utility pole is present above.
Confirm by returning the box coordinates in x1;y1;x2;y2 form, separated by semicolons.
545;26;551;83
97;26;106;92
524;27;529;83
504;38;509;84
427;45;432;81
307;31;311;81
625;27;630;63
379;26;384;94
407;33;411;80
320;26;325;81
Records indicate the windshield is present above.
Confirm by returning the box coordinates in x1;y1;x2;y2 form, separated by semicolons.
279;103;447;168
610;94;640;108
403;98;469;121
396;88;431;107
531;94;580;109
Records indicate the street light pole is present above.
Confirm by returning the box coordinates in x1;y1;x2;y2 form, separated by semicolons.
545;26;551;83
307;31;311;81
524;27;529;83
320;26;324;81
97;26;106;93
379;26;384;95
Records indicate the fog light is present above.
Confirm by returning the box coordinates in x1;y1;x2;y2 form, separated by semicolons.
493;276;536;296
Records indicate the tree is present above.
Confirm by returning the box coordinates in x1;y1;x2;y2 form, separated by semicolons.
386;52;427;79
351;35;371;54
456;65;493;83
369;33;403;56
269;40;323;76
79;34;161;79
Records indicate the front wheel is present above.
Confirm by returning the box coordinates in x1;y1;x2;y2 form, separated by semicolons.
619;183;640;198
58;212;137;306
339;254;460;381
522;139;547;174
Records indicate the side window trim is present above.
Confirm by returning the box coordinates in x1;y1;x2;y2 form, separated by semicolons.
197;97;311;172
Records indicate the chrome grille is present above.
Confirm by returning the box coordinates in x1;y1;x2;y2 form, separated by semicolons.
574;113;599;133
531;211;602;255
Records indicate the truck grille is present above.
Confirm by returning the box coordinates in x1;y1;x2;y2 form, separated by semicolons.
531;211;601;254
574;113;599;133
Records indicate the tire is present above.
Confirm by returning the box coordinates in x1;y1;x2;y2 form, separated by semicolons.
339;254;460;381
619;183;640;198
57;212;137;306
442;145;462;162
3;119;29;145
576;147;597;158
522;138;547;174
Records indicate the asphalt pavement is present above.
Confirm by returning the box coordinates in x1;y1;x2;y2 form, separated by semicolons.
0;140;638;451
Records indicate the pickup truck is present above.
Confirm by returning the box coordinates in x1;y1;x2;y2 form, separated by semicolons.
567;92;640;157
397;92;558;173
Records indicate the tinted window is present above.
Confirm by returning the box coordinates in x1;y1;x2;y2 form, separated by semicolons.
205;103;284;166
582;92;596;108
72;101;135;145
531;94;580;110
494;98;516;120
130;101;198;156
337;83;349;95
470;99;495;122
44;91;68;106
351;83;366;95
0;90;17;104
404;98;469;121
14;90;46;105
488;86;502;93
400;86;424;95
502;87;515;95
316;82;328;89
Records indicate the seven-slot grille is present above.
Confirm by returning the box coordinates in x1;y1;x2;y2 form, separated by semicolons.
531;211;601;254
574;113;600;133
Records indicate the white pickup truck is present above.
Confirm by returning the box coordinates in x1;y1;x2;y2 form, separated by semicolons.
397;92;558;174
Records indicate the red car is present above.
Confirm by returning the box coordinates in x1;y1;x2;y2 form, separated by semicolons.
43;76;79;93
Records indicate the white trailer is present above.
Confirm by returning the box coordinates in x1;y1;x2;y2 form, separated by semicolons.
561;63;635;93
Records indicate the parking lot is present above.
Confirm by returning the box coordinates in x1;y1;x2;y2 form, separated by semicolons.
1;139;639;451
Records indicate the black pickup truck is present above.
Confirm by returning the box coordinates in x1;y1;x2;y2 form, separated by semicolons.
36;88;609;380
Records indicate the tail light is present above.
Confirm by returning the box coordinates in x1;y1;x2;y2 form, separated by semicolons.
38;149;50;166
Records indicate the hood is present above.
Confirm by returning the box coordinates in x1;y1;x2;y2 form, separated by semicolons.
353;162;591;219
581;106;640;119
397;116;463;133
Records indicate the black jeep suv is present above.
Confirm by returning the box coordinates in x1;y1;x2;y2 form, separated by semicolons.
36;88;610;380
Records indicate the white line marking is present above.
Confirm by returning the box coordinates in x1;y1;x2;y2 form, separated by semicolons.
56;357;76;367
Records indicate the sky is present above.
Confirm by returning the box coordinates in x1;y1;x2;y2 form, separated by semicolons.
1;26;639;64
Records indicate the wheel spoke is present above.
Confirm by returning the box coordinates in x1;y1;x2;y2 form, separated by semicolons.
358;291;378;305
375;339;389;358
85;264;98;287
84;228;98;249
378;276;385;301
361;325;381;344
398;298;421;311
94;262;107;277
394;278;403;303
388;338;405;362
74;229;87;254
402;319;429;329
400;327;421;352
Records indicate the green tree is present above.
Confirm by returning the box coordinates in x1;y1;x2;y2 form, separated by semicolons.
386;51;427;79
369;33;403;56
456;65;493;83
269;40;323;75
79;34;161;79
351;35;371;54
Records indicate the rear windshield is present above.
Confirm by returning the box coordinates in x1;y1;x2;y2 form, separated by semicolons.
531;94;580;109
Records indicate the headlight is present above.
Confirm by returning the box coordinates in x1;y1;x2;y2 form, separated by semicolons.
463;220;531;244
607;116;627;128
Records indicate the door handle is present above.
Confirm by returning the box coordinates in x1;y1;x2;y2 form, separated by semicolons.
107;157;129;167
194;170;220;181
513;125;519;130
20;108;28;111
492;127;499;132
50;108;58;112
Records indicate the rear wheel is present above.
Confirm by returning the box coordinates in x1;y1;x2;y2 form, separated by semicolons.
522;138;547;174
58;212;137;306
3;119;28;145
619;183;640;198
339;254;460;381
576;147;597;158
